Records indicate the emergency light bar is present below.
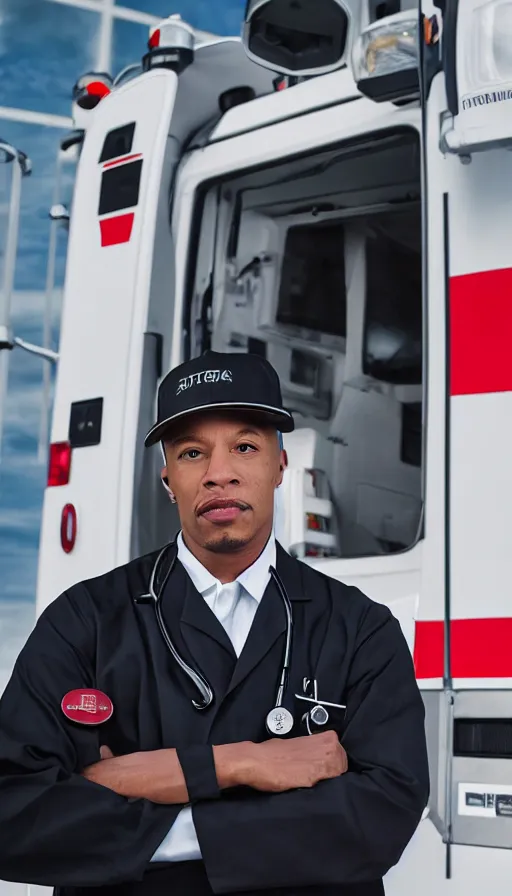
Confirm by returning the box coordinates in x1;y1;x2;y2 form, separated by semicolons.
441;0;512;155
144;15;195;75
242;0;352;77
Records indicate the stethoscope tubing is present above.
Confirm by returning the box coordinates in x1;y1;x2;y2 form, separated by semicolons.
150;545;214;710
148;544;293;715
268;565;293;708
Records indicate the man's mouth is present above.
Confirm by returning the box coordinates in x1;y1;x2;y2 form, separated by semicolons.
197;498;250;524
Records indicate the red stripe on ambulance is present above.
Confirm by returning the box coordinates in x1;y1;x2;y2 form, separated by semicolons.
414;618;512;679
99;213;134;247
103;153;143;170
451;267;512;395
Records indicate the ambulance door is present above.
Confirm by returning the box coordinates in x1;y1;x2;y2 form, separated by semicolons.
409;0;512;885
168;88;426;648
36;68;180;615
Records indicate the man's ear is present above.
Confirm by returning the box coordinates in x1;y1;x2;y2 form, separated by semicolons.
160;468;176;502
277;449;288;485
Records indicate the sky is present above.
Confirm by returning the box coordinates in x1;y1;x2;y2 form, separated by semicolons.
0;0;245;686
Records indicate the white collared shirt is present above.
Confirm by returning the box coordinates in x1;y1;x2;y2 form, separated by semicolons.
151;532;276;863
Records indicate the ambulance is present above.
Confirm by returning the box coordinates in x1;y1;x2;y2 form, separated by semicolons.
28;0;512;893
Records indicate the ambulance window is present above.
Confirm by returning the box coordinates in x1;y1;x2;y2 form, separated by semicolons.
99;123;135;163
248;337;267;357
369;0;417;20
98;159;143;216
277;222;346;337
363;216;422;385
401;402;422;468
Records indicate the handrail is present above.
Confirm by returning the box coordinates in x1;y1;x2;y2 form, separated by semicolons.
0;142;33;462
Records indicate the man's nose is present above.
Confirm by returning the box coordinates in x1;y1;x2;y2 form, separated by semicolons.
203;446;239;488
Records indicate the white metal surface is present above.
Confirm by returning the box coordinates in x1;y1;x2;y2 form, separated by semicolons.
210;65;361;141
36;69;179;610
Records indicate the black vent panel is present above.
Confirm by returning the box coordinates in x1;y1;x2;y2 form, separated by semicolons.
454;719;512;760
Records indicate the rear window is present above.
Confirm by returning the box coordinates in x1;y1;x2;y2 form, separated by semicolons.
99;122;135;163
98;159;143;216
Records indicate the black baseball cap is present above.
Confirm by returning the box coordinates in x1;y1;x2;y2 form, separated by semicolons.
144;351;295;447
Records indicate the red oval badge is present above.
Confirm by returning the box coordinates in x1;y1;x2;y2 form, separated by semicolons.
61;689;113;725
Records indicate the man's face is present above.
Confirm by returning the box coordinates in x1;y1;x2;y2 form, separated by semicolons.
163;412;285;555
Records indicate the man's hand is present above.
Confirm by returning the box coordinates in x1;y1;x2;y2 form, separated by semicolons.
82;748;190;804
221;731;348;793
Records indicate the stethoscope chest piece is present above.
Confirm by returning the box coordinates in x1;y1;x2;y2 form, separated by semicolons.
308;704;329;727
266;705;295;736
296;678;346;735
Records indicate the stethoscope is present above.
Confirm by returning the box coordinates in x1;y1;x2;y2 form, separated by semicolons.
141;543;345;737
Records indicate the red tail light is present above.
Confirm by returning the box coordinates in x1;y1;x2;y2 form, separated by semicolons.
48;442;72;487
61;504;77;553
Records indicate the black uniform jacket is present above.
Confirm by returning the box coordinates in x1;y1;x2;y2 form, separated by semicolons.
0;543;429;895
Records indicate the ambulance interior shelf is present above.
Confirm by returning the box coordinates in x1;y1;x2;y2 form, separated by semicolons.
189;129;423;559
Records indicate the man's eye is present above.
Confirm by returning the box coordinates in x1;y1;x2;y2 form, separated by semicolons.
236;443;256;454
181;449;201;460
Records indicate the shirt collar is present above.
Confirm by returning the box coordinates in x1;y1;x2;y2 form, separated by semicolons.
177;531;275;604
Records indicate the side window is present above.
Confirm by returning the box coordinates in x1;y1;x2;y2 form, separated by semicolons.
369;0;418;21
277;223;347;338
98;159;143;216
363;217;422;386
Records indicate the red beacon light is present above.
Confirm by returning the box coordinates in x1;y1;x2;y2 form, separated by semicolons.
143;15;195;75
148;28;160;49
72;72;113;111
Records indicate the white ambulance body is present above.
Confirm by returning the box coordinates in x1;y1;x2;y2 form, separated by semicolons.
31;1;512;893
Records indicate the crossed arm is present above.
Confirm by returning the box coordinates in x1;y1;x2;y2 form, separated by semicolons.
83;732;348;802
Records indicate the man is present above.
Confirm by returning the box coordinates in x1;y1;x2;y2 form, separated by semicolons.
0;351;429;896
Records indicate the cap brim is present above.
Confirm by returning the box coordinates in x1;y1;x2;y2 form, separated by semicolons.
144;402;295;447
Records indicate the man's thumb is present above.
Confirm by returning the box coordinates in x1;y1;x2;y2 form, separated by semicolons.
100;745;115;760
